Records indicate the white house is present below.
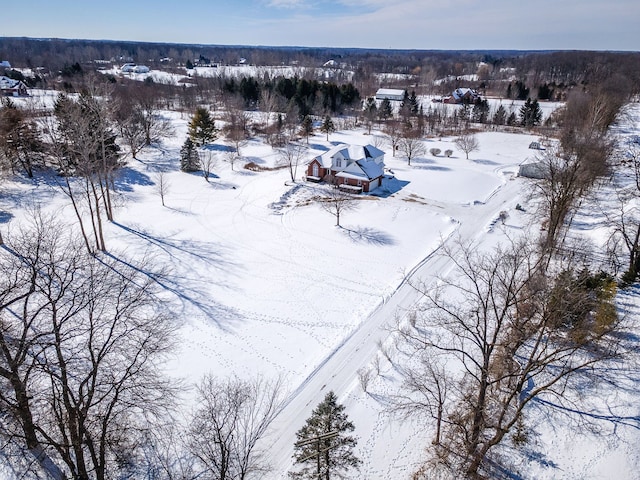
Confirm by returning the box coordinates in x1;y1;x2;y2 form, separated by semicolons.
306;144;385;193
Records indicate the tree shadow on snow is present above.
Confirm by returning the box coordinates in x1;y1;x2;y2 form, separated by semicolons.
102;251;242;333
411;157;437;165
472;158;500;166
0;211;14;224
114;166;154;192
341;226;396;246
202;144;234;153
110;222;243;331
308;143;329;152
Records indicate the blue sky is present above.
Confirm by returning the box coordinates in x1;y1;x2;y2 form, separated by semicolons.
4;0;638;51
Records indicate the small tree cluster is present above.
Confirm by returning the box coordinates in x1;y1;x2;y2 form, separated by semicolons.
520;98;543;128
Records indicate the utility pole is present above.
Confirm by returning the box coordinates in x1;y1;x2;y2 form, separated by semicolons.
294;430;339;479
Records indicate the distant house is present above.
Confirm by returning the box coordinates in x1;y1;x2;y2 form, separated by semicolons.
375;88;405;102
442;87;481;104
0;76;28;96
306;144;385;193
120;63;150;73
0;60;11;69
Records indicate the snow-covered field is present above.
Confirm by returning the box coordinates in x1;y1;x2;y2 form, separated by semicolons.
3;93;640;479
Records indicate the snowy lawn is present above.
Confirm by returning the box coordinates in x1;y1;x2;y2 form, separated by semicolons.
5;93;637;479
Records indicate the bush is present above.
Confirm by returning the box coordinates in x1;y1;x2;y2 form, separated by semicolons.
430;148;441;156
444;149;453;157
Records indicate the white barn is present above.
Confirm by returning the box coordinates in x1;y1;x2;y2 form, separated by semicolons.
375;88;405;102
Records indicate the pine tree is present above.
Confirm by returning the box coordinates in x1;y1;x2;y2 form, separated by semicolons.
188;107;217;146
493;105;507;125
399;90;410;118
408;90;419;116
519;98;543;128
180;137;200;172
471;99;490;124
379;98;393;120
290;391;361;480
320;115;336;141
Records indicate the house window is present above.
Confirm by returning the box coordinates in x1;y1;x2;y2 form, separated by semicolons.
335;158;342;168
312;164;319;177
357;180;362;186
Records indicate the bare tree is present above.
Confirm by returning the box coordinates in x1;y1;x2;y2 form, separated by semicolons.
398;133;426;166
278;143;306;183
383;120;403;157
137;425;196;480
398;239;621;478
224;99;251;158
188;374;284;480
113;84;174;159
453;133;479;160
605;139;640;281
154;170;171;206
319;187;358;227
259;88;278;126
224;150;241;172
201;151;218;182
48;86;122;252
0;210;177;480
390;359;449;447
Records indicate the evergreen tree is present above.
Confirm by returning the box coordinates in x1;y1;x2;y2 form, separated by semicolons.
408;90;419;116
320;115;336;141
507;111;517;126
471;99;490;124
492;105;507;125
519;98;543;128
290;391;361;480
399;90;410;118
537;83;553;101
301;115;313;143
188;107;217;146
515;80;530;100
378;98;393;121
180;137;200;172
0;98;43;177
